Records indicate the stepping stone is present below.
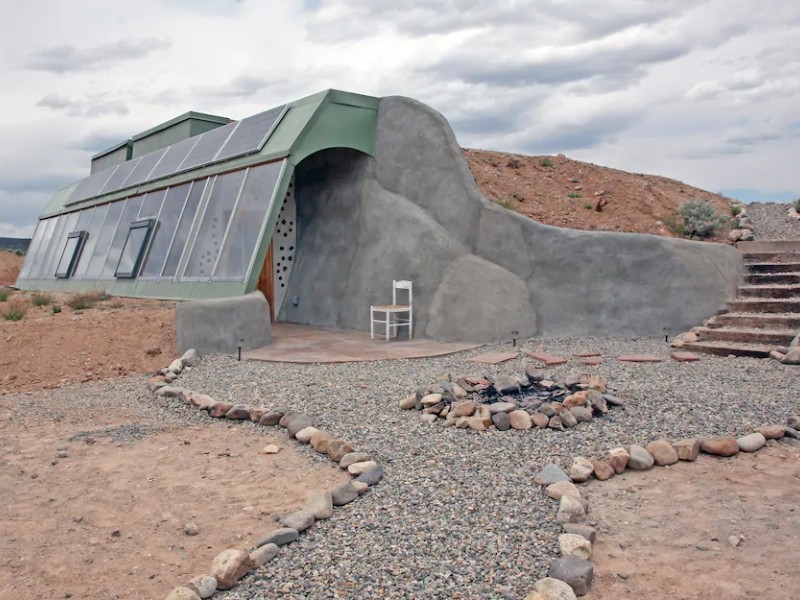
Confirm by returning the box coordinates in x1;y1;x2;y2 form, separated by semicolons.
580;357;604;366
616;354;663;363
468;352;519;365
671;351;701;362
527;351;568;366
573;352;601;357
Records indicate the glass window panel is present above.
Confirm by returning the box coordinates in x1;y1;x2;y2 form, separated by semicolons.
101;196;143;278
115;221;153;278
74;204;109;278
183;171;245;280
28;217;58;278
161;180;205;279
85;201;125;279
213;161;283;281
74;206;95;231
140;183;191;278
44;213;78;278
55;232;87;279
138;189;166;219
18;221;45;279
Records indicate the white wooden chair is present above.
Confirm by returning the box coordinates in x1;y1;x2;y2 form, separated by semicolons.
370;280;413;340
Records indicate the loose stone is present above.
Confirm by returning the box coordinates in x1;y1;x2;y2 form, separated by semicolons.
310;431;334;453
256;527;298;548
627;445;654;470
559;533;593;560
534;464;571;485
420;393;443;407
339;452;370;469
673;438;701;461
556;494;586;524
305;490;334;519
399;395;417;409
701;436;740;457
560;410;578;428
489;401;517;414
568;457;594;483
509;410;533;430
327;440;355;462
562;523;597;543
546;481;581;500
210;549;253;590
352;480;370;494
532;412;550;428
259;410;284;426
646;440;679;466
286;414;314;438
549;556;594;596
737;432;767;452
180;348;200;366
294;426;319;443
262;444;281;454
249;407;266;422
549;415;565;431
526;577;578;600
451;400;476;417
208;402;234;418
589;458;615;481
420;413;437;424
280;509;315;532
331;481;359;506
249;543;279;568
569;406;593;423
348;460;378;476
165;587;201;600
492;411;511;431
186;574;217;599
355;464;384;486
224;404;252;420
755;425;786;440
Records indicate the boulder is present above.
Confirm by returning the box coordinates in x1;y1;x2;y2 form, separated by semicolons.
224;404;252;419
701;436;739;457
294;426;319;443
673;438;701;461
305;490;334;519
355;464;384;486
347;460;378;476
331;481;359;506
259;410;285;426
548;556;594;596
568;457;594;483
180;348;200;366
210;549;253;590
489;401;517;414
588;458;615;481
562;523;596;543
559;533;592;560
249;543;279;568
737;432;766;452
646;440;679;466
327;440;355;462
569;407;593;423
509;410;533;430
560;410;578;428
450;400;476;417
548;415;565;431
420;393;443;406
532;412;550;428
310;431;335;453
208;402;234;418
286;414;314;438
627;445;654;470
492;411;511;431
607;448;629;474
256;527;297;547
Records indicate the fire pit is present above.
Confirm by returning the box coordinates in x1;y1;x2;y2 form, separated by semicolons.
399;364;624;431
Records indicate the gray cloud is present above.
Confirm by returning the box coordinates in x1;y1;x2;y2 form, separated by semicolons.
37;94;129;118
26;38;171;73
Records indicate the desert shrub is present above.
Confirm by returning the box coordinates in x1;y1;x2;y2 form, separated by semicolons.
1;300;26;321
731;205;742;217
584;204;593;210
795;197;800;212
52;304;62;314
31;292;54;307
675;200;729;238
506;157;522;169
0;290;8;302
540;158;553;168
567;192;582;199
66;292;98;310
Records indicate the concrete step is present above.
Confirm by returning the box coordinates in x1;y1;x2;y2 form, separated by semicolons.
737;284;800;299
708;312;800;330
743;252;800;264
738;240;800;252
695;326;797;345
727;298;800;313
746;262;800;274
745;273;800;285
682;340;776;359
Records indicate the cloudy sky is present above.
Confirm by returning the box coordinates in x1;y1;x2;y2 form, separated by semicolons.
1;0;799;237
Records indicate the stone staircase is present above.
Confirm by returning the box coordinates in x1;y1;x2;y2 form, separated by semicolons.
684;241;800;358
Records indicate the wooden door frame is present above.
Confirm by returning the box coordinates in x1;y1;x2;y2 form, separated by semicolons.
257;242;275;321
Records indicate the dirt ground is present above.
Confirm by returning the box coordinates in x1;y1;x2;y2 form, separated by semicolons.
1;253;177;394
0;390;348;600
0;250;22;285
588;443;800;599
465;149;734;241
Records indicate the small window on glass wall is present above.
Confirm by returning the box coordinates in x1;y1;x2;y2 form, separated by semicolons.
55;231;88;278
115;219;155;279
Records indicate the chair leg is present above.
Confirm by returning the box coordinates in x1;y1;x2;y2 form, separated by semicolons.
370;309;374;340
409;311;413;340
386;313;391;341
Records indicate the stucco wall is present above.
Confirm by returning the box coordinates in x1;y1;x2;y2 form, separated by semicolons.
278;97;742;342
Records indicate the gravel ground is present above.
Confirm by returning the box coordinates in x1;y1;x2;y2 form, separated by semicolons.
746;201;800;241
170;337;797;600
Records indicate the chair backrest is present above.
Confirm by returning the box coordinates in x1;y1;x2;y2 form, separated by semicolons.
392;280;413;306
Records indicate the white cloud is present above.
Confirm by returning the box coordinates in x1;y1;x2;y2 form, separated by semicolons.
0;0;799;237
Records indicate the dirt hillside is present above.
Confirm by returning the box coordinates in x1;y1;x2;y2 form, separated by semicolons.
465;150;735;240
1;251;22;286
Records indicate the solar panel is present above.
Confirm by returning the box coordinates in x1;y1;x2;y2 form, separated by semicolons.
215;105;286;162
68;169;115;204
178;123;237;172
100;157;142;194
148;136;200;180
124;147;168;187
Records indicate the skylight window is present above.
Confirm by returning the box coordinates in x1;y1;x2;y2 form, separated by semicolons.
115;219;155;279
55;231;88;278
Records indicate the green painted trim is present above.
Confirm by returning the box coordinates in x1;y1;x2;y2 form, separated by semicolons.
16;276;247;301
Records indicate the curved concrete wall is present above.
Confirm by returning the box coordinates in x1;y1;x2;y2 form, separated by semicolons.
278;98;742;342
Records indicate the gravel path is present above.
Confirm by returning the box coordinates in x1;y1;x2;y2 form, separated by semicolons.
165;337;799;600
746;201;800;241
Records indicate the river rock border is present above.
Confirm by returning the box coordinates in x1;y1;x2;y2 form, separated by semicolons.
146;350;384;600
526;421;800;599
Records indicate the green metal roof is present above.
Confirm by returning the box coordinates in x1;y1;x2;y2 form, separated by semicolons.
129;111;232;142
41;89;379;220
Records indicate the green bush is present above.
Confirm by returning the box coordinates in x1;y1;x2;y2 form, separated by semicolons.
1;301;26;321
675;200;729;238
0;290;8;302
540;158;553;168
795;198;800;212
731;205;742;217
31;292;54;307
52;304;62;314
567;192;582;199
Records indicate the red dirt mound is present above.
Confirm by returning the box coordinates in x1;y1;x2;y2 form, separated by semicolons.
0;251;22;286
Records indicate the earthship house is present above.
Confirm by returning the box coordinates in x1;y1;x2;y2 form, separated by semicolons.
17;89;742;352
